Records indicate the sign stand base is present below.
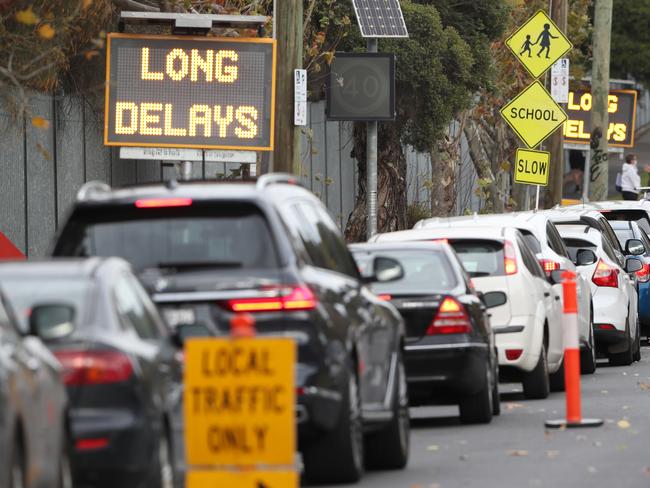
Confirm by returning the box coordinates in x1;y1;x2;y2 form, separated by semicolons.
544;418;604;429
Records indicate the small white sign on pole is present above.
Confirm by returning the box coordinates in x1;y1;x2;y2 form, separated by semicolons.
120;147;257;163
294;69;308;126
550;58;570;104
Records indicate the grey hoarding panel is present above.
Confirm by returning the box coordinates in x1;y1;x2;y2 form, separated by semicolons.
56;97;85;224
0;112;26;254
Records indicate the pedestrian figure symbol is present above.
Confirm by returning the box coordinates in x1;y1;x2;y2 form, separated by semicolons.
535;23;558;59
520;35;535;57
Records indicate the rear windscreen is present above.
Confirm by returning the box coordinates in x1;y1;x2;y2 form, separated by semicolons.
602;210;650;234
55;203;279;271
449;240;505;277
520;230;542;253
352;250;457;294
562;238;597;262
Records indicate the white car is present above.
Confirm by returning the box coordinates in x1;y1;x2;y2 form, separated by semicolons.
557;225;642;366
370;226;564;399
416;212;595;374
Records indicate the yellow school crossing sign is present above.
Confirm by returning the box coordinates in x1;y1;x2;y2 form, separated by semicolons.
506;10;572;79
500;80;567;149
515;148;550;186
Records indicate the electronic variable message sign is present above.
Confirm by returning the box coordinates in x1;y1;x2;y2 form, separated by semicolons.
563;89;637;148
104;34;276;151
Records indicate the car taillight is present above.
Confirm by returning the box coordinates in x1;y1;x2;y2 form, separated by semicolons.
377;294;392;301
432;238;449;244
636;263;650;283
592;259;619;288
504;240;518;275
225;286;317;313
426;297;472;335
53;350;134;386
596;324;616;330
135;198;192;208
539;258;560;276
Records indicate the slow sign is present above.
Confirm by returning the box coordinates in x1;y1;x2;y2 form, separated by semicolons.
104;34;276;151
184;337;295;467
514;148;550;186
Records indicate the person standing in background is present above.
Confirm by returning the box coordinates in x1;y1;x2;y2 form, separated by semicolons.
621;153;641;201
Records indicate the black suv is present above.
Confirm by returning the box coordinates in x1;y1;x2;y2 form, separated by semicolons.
52;174;409;483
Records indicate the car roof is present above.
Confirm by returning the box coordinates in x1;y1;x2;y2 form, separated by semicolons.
349;242;448;252
556;224;593;236
0;257;128;278
563;200;650;212
542;208;607;222
372;226;511;242
416;211;541;228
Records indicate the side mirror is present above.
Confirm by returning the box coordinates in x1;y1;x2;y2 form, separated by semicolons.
29;304;75;342
370;256;404;283
548;269;565;285
483;291;507;309
170;323;211;348
625;238;645;256
625;257;643;273
575;249;597;266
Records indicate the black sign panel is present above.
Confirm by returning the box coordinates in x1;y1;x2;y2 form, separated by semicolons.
327;53;395;121
563;89;637;148
105;34;276;151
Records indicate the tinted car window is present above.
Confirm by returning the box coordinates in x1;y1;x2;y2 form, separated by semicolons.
563;238;597;262
602;209;650;234
3;279;90;334
290;203;328;268
55;203;279;271
448;240;505;277
114;275;161;340
517;236;545;279
520;230;542;254
613;228;635;249
313;205;359;278
353;250;457;294
546;223;570;258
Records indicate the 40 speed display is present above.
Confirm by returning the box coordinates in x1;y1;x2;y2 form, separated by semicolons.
104;34;276;151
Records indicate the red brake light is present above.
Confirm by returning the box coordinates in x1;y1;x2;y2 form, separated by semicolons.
377;294;393;301
225;286;317;313
426;297;472;335
539;258;560;276
135;198;192;208
596;324;616;330
636;263;650;283
504;240;518;275
506;349;523;360
592;259;619;288
432;239;449;244
76;438;110;451
53;350;134;386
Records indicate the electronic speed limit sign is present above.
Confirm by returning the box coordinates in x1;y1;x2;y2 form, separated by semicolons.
327;53;395;121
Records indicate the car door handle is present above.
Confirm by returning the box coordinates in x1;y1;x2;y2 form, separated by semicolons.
544;292;550;297
555;296;561;301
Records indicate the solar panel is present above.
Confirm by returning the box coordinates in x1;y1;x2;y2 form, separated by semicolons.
352;0;409;38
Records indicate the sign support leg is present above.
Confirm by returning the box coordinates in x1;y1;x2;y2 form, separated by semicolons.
582;148;591;202
535;184;541;211
366;38;379;239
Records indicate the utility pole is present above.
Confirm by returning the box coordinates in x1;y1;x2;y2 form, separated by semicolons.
588;0;613;201
545;0;568;208
366;38;379;238
272;0;302;174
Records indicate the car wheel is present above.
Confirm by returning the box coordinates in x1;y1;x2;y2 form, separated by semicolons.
364;352;409;470
492;358;501;416
522;344;550;399
459;365;493;424
609;320;634;366
549;358;565;392
633;323;642;362
9;433;25;488
581;318;597;375
146;427;175;488
303;361;364;484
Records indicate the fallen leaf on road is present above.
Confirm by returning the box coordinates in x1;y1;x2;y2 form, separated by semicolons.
638;382;650;391
546;450;559;459
623;372;628;376
618;420;631;429
505;403;524;410
459;454;469;461
644;467;650;477
426;445;439;452
623;405;630;410
616;444;628;451
587;466;597;474
593;441;602;447
507;449;529;457
601;390;609;394
575;434;587;441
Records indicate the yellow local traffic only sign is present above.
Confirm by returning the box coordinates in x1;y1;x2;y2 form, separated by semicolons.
184;337;296;467
505;10;572;79
500;81;567;148
186;470;299;488
515;148;550;186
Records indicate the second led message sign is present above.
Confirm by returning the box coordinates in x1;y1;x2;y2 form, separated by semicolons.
104;34;276;151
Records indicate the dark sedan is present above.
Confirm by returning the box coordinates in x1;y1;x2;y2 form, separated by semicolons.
0;258;184;488
0;288;71;488
350;242;503;424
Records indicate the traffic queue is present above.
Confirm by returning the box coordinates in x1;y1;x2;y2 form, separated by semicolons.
1;174;649;487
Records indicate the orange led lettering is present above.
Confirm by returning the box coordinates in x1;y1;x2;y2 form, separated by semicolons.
141;47;163;81
213;105;234;138
140;103;163;135
580;93;592;111
568;92;581;111
576;120;590;139
191;49;213;82
189;105;212;137
164;104;187;137
166;48;189;81
215;50;239;83
115;102;138;134
611;123;627;142
235;106;258;139
608;95;618;113
564;120;580;138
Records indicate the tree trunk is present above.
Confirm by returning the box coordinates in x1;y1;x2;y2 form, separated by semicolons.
464;118;498;213
345;122;407;242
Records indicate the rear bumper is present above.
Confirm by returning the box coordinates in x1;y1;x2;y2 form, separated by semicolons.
638;282;650;330
494;315;539;373
594;326;628;346
592;288;627;332
403;341;489;401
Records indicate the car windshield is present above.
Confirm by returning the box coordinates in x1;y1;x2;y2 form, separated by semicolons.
613;228;635;249
2;278;90;333
55;203;279;272
562;238;597;262
602;209;650;234
353;250;457;294
448;240;505;277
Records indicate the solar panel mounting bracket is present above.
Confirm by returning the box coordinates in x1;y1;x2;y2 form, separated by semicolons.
119;11;268;36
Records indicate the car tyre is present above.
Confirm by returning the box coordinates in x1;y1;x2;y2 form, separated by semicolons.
633;323;642;362
549;359;565;392
9;433;25;488
491;359;501;416
609;320;634;367
364;353;409;470
146;427;176;488
522;344;550;399
581;319;597;374
458;366;493;424
303;361;364;484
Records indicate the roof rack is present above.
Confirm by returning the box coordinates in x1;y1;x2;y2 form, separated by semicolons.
256;173;301;191
77;181;112;201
